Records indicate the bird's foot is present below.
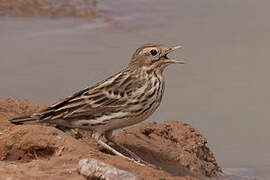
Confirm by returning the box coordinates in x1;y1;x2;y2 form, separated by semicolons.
94;131;159;168
97;138;145;166
109;140;160;169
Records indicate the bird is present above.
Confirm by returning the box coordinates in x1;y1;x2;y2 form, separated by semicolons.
9;43;184;165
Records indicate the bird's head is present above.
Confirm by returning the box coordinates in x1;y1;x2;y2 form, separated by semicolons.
129;44;184;72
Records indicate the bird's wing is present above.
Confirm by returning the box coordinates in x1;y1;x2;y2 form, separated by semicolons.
34;70;146;121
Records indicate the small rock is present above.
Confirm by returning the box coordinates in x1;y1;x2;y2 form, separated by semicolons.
77;158;138;180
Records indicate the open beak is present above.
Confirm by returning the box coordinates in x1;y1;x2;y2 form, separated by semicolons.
164;45;185;64
170;45;182;51
165;59;185;64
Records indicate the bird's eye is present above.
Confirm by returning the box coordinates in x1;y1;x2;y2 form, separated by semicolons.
150;49;157;56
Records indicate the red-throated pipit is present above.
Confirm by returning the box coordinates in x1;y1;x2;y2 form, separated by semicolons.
9;44;184;165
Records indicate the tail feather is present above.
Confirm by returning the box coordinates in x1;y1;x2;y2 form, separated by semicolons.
9;115;39;125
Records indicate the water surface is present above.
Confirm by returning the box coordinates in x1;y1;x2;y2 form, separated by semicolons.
1;0;270;178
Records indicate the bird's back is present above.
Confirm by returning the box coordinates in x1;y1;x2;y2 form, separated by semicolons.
9;68;165;132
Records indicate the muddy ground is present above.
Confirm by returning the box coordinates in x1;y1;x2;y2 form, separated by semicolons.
0;0;103;19
0;98;222;179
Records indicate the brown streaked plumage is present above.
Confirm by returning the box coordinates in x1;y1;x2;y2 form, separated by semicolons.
9;43;184;165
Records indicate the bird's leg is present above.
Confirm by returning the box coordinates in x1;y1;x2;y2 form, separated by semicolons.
71;129;83;139
92;131;145;166
104;131;142;160
104;131;156;168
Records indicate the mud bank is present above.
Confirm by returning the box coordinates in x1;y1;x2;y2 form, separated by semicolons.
0;0;102;19
0;98;222;179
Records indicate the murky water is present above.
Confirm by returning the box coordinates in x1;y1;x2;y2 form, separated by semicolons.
1;0;270;178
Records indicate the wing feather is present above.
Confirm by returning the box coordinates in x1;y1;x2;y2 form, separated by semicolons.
35;69;145;121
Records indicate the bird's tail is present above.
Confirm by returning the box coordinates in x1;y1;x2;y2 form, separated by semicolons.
9;115;39;125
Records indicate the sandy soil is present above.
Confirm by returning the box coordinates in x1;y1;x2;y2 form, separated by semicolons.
0;97;222;180
0;0;102;19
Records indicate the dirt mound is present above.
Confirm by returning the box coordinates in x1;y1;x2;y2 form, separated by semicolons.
0;97;47;131
0;125;91;162
115;121;221;177
0;97;222;179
